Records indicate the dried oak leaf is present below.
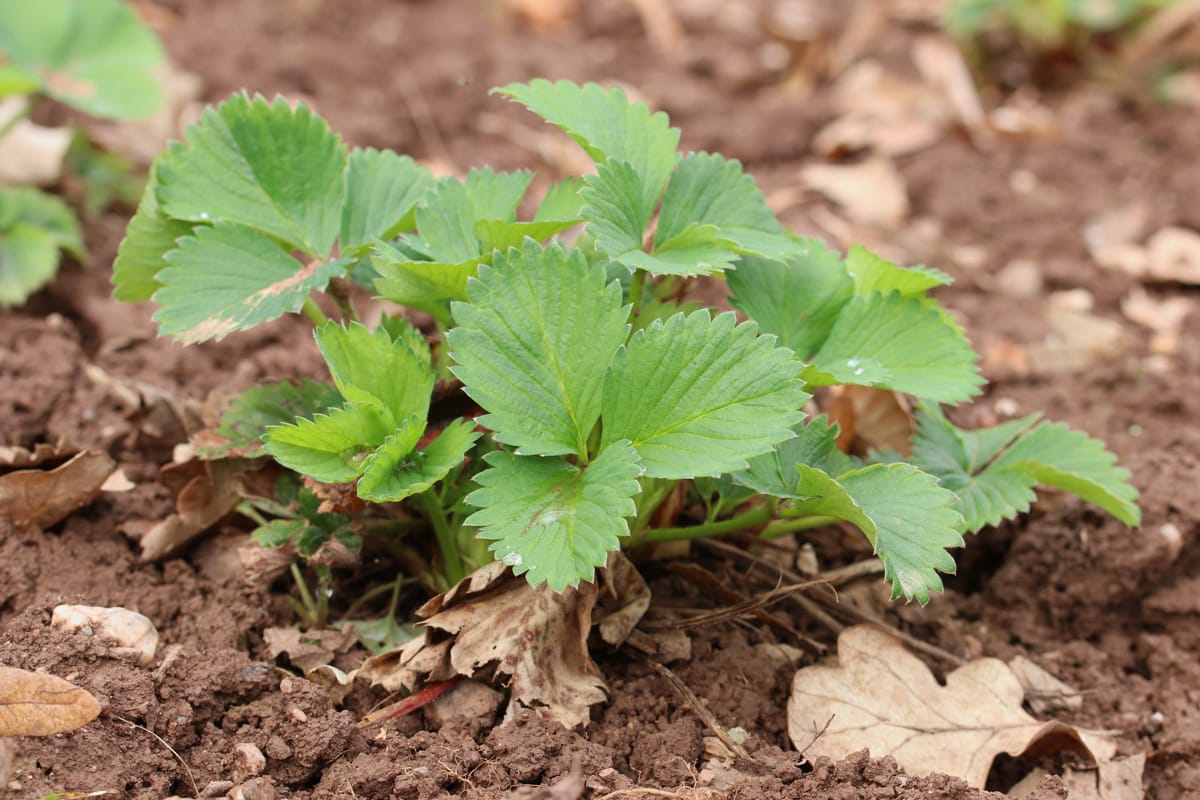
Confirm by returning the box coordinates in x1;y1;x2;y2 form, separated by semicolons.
0;450;115;528
360;551;649;728
0;666;101;736
788;626;1119;788
136;457;256;561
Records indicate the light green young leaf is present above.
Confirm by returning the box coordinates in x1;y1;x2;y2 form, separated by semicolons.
112;164;194;302
991;421;1141;526
474;219;583;254
195;378;343;458
371;249;479;320
806;293;983;403
340;149;434;250
602;310;808;479
355;414;426;501
496;80;680;213
0;0;164;119
728;241;853;358
157;94;346;254
734;416;853;497
358;418;481;503
0;186;83;259
264;401;396;484
409;178;481;264
621;223;740;277
464;167;533;222
449;240;629;457
789;463;965;603
845;246;952;297
0;223;57;307
314;320;434;424
534;177;584;221
580;159;653;263
153;223;348;342
464;440;643;591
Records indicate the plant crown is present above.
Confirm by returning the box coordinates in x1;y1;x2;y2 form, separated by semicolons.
113;79;1140;603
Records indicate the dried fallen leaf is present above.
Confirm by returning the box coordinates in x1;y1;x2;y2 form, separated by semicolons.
1009;655;1083;715
0;666;101;736
360;551;649;728
1121;288;1193;333
0;450;115;528
1025;308;1128;375
0;98;71;186
136;457;255;560
826;386;914;457
800;157;909;228
1146;226;1200;284
814;61;948;157
1012;753;1146;800
52;605;160;667
788;626;1119;788
0;440;77;469
912;35;988;140
262;625;356;673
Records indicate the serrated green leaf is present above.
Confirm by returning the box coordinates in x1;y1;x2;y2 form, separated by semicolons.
371;244;479;318
475;219;583;254
0;0;163;119
728;241;854;357
789;463;965;603
580;159;652;262
464;167;532;222
0;186;83;259
252;518;304;548
356;414;426;501
806;293;983;403
464;440;642;591
264;401;396;484
359;418;481;502
734;416;853;497
845;246;952;297
496;79;679;213
340;148;434;251
157;94;346;254
195;378;343;458
534;177;584;221
314;320;433;423
0;222;57;306
601;310;808;479
991;421;1141;526
449;240;629;457
410;178;481;264
620;223;740;277
153;223;348;342
112;164;194;302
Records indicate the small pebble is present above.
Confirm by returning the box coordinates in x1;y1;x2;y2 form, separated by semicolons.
288;706;307;723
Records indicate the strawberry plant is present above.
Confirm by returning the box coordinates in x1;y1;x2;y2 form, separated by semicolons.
113;79;1140;605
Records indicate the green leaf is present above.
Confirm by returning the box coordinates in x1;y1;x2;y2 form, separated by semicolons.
728;241;854;358
195;378;343;458
845;246;952;297
496;80;679;213
734;416;853;498
449;240;629;457
157;94;346;254
464;440;643;591
620;223;740;277
340;148;434;250
601;310;808;479
358;418;481;502
314;320;434;423
355;414;426;500
806;293;983;403
112;164;193;302
580;159;653;262
475;218;583;254
991;421;1141;526
464;167;532;222
0;0;164;119
264;401;397;484
252;518;305;548
409;178;482;264
371;244;480;318
0;186;83;259
0;222;57;306
153;223;348;342
534;177;584;221
789;463;965;603
655;152;798;262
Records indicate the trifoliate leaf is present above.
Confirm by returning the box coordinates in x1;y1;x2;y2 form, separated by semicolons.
655;152;799;262
340;149;434;251
806;293;983;403
845;246;952;297
728;241;854;358
0;0;164;119
991;421;1141;526
195;378;343;458
0;223;57;307
601;310;808;479
157;94;346;254
153;223;348;342
449;240;629;457
464;440;642;591
789;463;965;603
734;416;853;497
112;164;193;302
496;80;679;214
580;159;653;263
355;414;426;501
314;320;434;424
358;419;481;503
264;401;396;484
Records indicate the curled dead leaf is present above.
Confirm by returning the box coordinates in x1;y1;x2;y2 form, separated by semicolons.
136;457;256;560
360;551;650;728
0;666;101;736
788;626;1121;788
825;386;914;457
0;450;115;528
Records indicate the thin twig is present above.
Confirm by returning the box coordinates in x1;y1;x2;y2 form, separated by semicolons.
641;579;823;633
114;715;198;799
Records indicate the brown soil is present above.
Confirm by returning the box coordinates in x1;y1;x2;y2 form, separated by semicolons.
3;1;1199;799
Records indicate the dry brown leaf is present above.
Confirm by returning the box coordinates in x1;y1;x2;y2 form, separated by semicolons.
1012;753;1146;800
815;61;947;157
52;605;160;667
912;35;989;139
1146;226;1200;284
360;551;649;728
0;98;71;186
88;61;203;165
0;450;115;528
801;157;908;228
0;440;77;469
137;458;255;560
1025;308;1128;375
1008;655;1083;715
788;626;1119;788
1121;288;1194;332
262;625;356;674
826;385;914;457
0;666;101;736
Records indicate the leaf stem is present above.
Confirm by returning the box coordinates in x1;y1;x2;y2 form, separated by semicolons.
301;296;329;328
418;491;466;585
759;515;841;539
628;268;647;325
328;278;361;324
636;503;772;544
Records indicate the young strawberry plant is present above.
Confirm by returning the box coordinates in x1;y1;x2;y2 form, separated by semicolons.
113;79;1140;607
